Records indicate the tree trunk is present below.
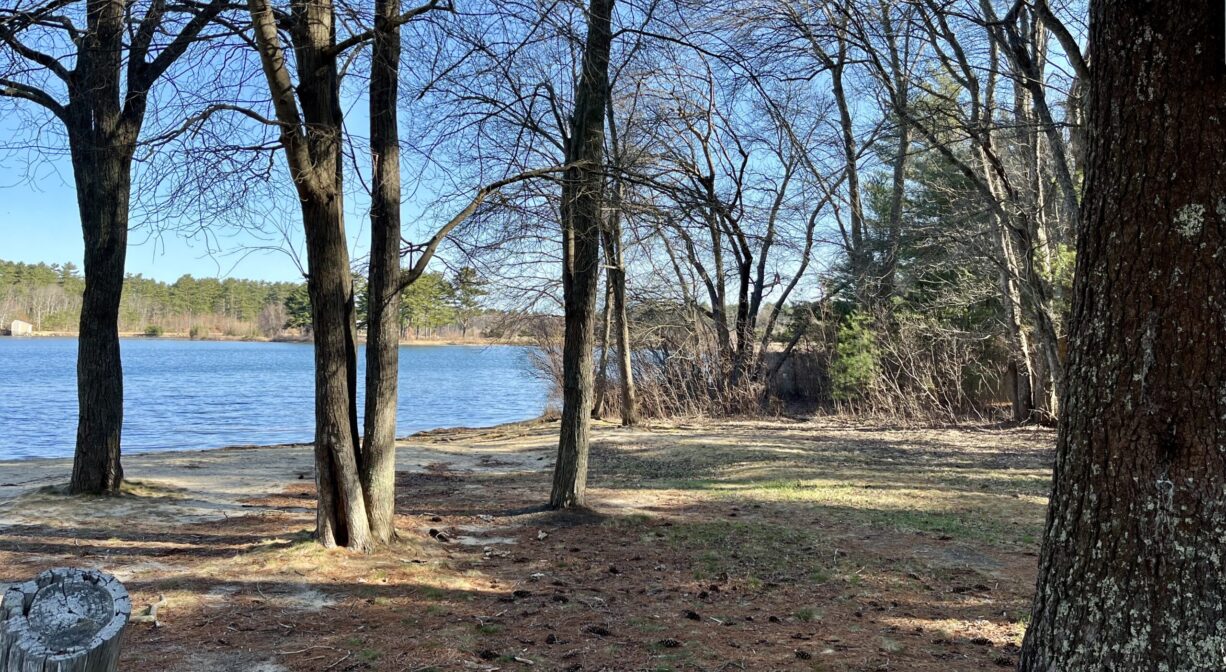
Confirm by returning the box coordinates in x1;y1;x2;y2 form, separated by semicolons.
592;280;612;420
1026;290;1062;420
879;4;909;302
247;0;373;549
304;196;370;550
360;0;404;545
998;265;1034;422
70;155;130;495
61;0;132;497
600;206;638;426
881;116;908;301
609;257;637;426
1020;3;1226;668
830;47;869;303
550;0;614;510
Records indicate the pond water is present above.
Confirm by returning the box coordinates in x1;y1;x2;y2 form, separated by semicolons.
0;338;549;460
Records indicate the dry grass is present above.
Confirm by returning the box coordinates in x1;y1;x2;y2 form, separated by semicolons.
0;419;1054;671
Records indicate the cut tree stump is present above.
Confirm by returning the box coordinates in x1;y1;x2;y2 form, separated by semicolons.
0;568;130;672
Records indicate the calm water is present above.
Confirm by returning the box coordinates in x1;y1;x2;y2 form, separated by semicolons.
0;338;549;460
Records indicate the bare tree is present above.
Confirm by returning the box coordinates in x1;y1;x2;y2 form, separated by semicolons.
361;0;414;545
243;0;445;549
0;0;227;493
602;93;639;425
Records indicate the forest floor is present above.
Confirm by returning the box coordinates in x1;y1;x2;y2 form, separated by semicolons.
0;418;1055;672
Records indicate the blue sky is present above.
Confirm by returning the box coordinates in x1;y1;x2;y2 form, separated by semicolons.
0;84;461;287
0;122;311;284
0;184;308;283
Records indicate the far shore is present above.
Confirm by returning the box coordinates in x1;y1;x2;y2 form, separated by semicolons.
3;331;533;347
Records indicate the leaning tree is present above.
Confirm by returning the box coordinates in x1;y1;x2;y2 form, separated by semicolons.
0;0;226;494
1020;2;1226;668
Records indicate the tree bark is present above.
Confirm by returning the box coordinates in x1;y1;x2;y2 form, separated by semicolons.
829;37;869;303
592;279;612;420
609;251;637;426
64;0;136;495
70;153;129;495
996;258;1034;422
550;0;614;509
878;1;909;302
303;196;370;551
1020;3;1226;668
360;0;405;545
600;199;638;426
247;0;370;549
881;116;908;301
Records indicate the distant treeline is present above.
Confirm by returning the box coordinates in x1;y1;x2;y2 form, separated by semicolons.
0;259;496;340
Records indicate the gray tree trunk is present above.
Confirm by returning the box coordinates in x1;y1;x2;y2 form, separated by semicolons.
997;261;1034;422
592;280;612;420
600;202;638;426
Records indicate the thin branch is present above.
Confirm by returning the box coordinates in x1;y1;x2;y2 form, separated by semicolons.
328;0;450;57
398;164;570;291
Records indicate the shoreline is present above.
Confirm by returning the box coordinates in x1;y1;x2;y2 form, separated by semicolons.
0;417;563;528
0;416;555;466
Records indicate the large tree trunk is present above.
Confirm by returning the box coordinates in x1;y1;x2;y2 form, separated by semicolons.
550;0;614;510
70;154;130;495
1020;3;1226;668
65;0;132;496
360;0;404;545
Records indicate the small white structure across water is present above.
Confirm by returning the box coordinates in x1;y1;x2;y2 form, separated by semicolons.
7;320;32;337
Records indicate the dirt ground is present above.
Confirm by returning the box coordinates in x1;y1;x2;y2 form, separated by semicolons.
0;419;1055;671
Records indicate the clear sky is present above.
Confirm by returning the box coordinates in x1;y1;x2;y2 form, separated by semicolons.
0;101;380;285
0;180;309;283
0;134;311;284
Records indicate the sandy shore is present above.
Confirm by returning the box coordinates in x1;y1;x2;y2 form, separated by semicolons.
0;420;561;528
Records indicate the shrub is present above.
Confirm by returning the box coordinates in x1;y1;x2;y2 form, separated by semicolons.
831;312;880;402
143;325;163;337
